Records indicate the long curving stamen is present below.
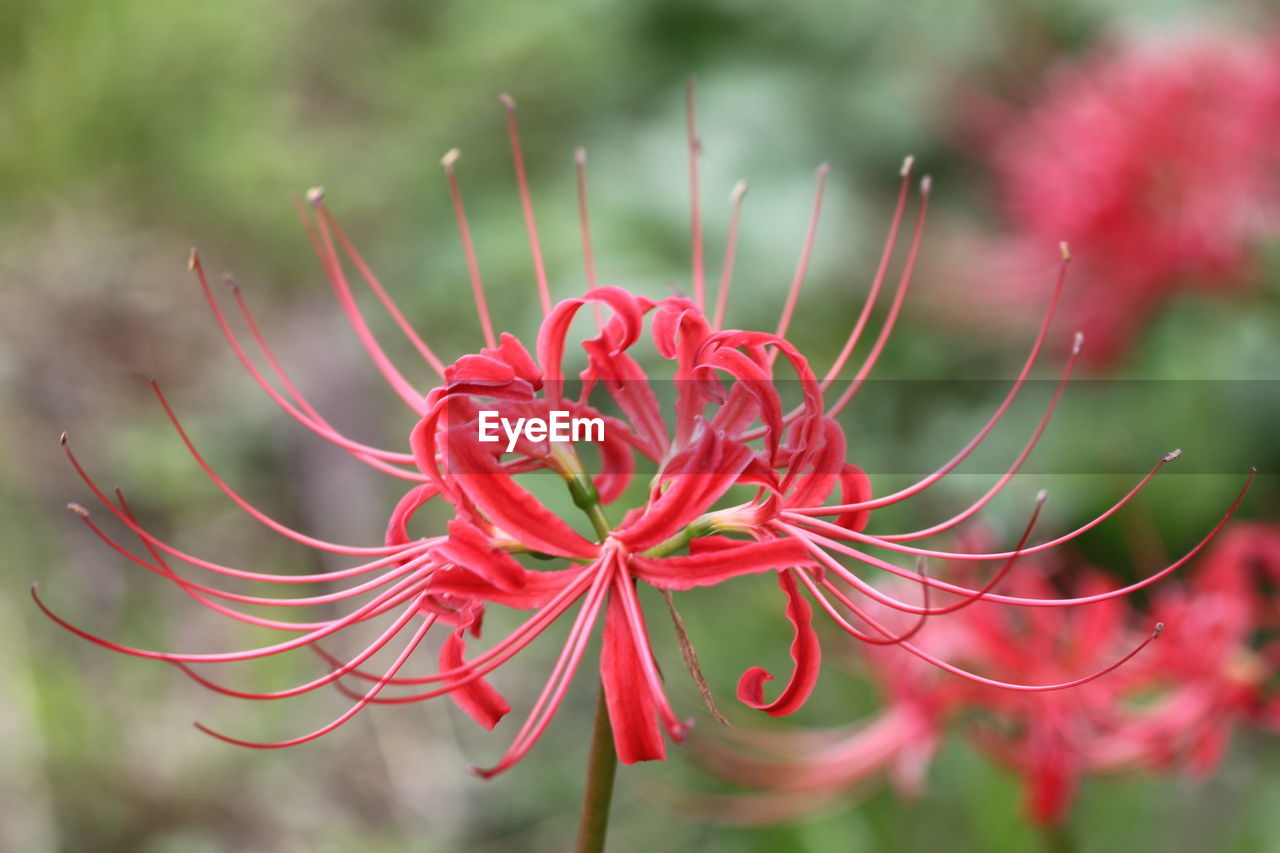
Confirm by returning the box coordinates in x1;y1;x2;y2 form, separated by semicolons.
821;156;914;388
62;433;432;575
806;243;1071;513
793;490;1044;627
103;495;362;633
877;332;1083;541
112;491;435;633
308;192;430;415
150;381;418;554
712;180;747;331
189;252;425;477
687;76;705;312
468;560;616;777
826;175;931;417
790;468;1253;608
175;606;433;701
793;567;923;646
32;567;436;664
321;564;601;690
575;147;599;292
75;499;431;615
774;164;829;342
501;94;553;316
312;202;447;376
194;609;436;748
442;149;498;348
786;451;1175;555
838;576;1166;692
792;529;1168;691
225;275;421;468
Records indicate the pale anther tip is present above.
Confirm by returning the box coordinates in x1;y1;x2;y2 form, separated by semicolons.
1035;488;1049;504
1072;331;1085;354
1164;448;1183;462
305;187;325;207
499;92;515;110
442;148;461;170
67;502;89;518
900;155;915;177
1154;622;1165;638
920;175;933;194
817;162;831;177
187;248;198;270
1059;241;1072;261
575;146;586;165
730;180;748;202
59;431;68;445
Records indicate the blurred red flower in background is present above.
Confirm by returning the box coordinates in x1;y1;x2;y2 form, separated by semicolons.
692;526;1279;826
970;35;1280;364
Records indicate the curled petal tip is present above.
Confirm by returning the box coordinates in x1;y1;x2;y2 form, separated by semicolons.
305;187;325;207
1059;241;1071;261
900;155;915;177
442;148;461;171
1164;448;1183;462
66;502;89;518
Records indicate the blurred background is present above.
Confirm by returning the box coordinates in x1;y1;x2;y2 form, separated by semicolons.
2;1;1277;851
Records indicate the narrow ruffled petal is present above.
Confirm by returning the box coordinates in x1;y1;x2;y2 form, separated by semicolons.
441;627;511;730
601;585;667;764
736;570;821;716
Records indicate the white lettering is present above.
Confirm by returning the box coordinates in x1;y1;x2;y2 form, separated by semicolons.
478;410;500;443
549;410;571;442
477;410;606;452
502;417;526;453
573;416;604;443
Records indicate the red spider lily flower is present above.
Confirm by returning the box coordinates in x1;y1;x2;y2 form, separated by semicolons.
690;539;1273;827
36;83;1253;779
1130;524;1280;773
965;34;1280;364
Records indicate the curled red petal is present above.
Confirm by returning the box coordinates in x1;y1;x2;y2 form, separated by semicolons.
440;627;511;730
736;570;820;717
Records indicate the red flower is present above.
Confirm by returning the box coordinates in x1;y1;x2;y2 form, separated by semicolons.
37;86;1253;777
690;536;1273;827
975;35;1280;363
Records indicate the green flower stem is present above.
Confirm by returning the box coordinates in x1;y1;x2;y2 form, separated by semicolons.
574;686;619;853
